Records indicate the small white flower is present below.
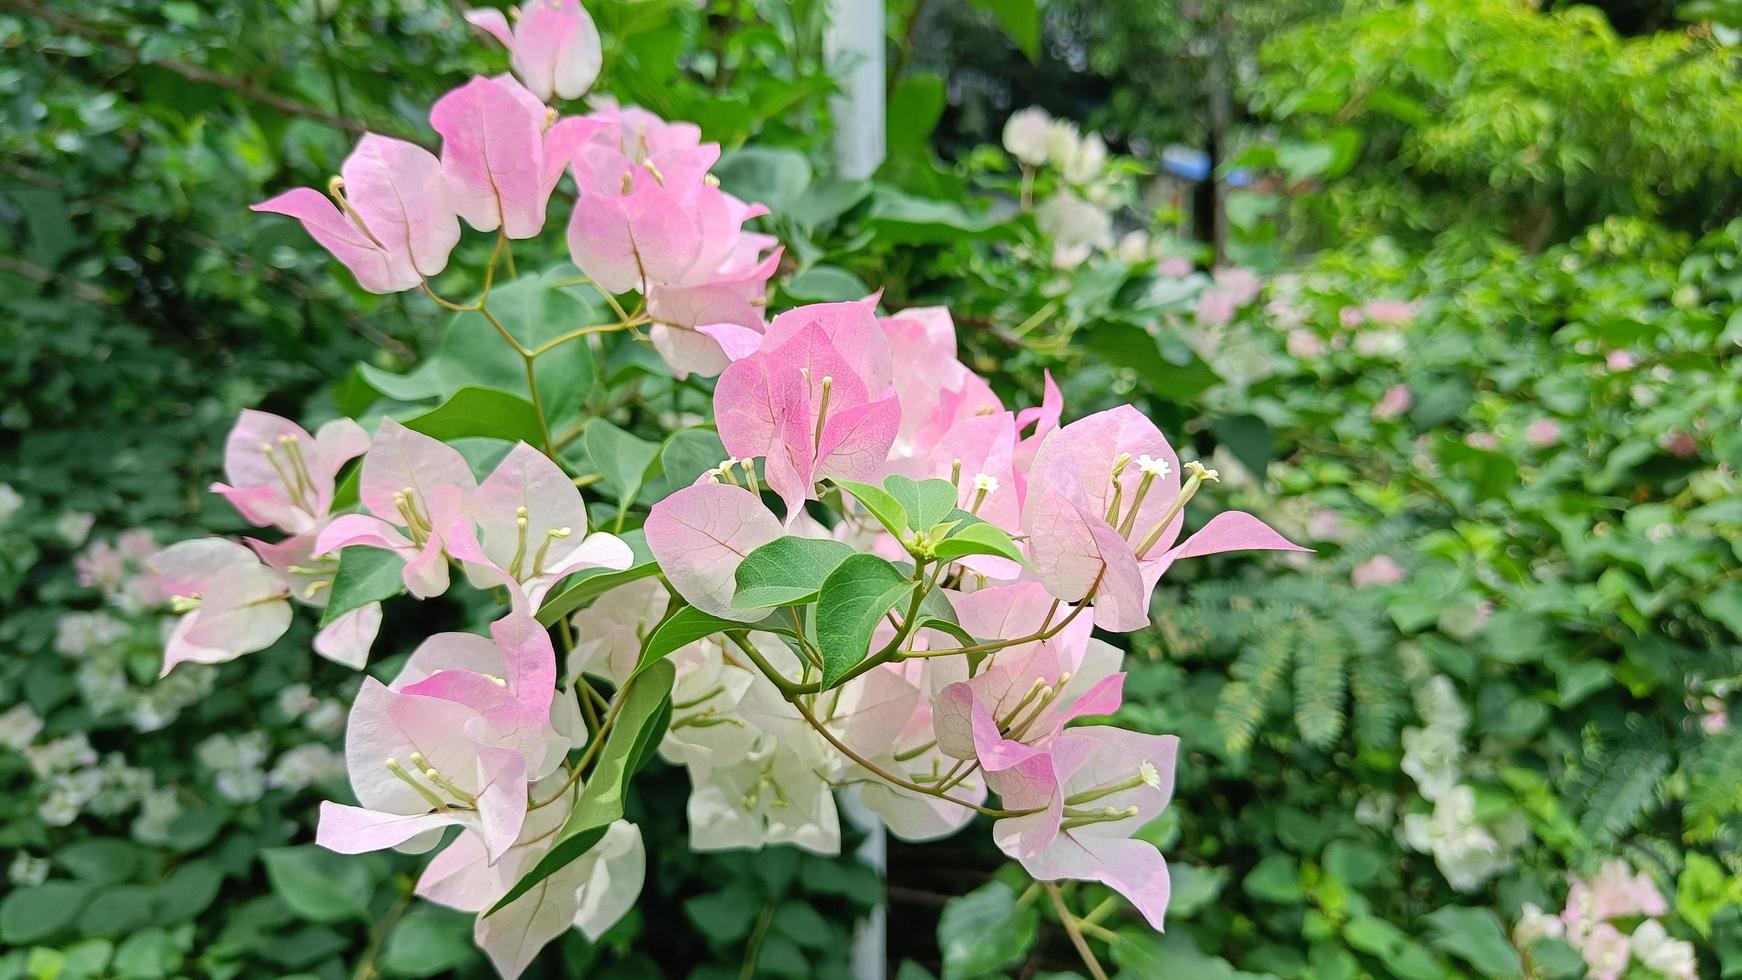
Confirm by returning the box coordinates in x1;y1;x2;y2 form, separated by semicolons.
972;474;1000;494
1136;455;1172;480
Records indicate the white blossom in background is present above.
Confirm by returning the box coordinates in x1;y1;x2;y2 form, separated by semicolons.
8;852;49;888
1401;675;1467;800
0;703;43;751
1630;920;1698;979
198;731;271;804
55;511;95;547
1002;107;1052;167
0;484;22;525
133;787;183;845
1401;785;1518;892
268;743;346;792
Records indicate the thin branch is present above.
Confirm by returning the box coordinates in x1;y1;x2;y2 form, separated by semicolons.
1045;883;1110;980
0;0;427;146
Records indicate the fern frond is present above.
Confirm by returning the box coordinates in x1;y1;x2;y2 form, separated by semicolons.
1686;728;1742;841
1576;746;1669;847
1293;618;1348;749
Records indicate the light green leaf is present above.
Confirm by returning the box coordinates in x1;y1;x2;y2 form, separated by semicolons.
489;658;676;914
734;536;857;608
833;478;910;538
320;547;405;627
966;0;1039;60
783;265;869;303
884;475;957;531
584;419;660;514
399;385;544;446
815;554;915;688
932;521;1027;565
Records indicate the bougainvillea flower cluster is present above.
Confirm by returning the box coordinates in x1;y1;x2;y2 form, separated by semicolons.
148;3;1308;974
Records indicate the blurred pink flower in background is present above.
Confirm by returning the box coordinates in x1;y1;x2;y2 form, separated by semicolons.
1286;329;1326;358
1661;431;1698;458
1372;384;1412;421
1525;418;1561;448
1362;299;1417;326
1351;555;1406;588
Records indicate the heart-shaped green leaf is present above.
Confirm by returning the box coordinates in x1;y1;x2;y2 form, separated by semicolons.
815;554;915;688
734;536;857;608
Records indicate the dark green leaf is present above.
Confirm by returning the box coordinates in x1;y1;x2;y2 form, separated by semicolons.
0;881;93;944
815;554;915;688
734;536;857;608
536;530;656;627
937;881;1037;979
320;547;406;627
260;846;374;924
1423;906;1523;979
630;606;745;680
489;659;675;914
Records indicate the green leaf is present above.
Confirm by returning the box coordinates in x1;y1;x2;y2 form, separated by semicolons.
734;536;858;608
1082;322;1222;402
489;658;676;915
630;606;745;679
683;881;761;943
932;521;1027;565
639;428;727;503
0;881;93;944
883;475;957;531
815;554;915;688
1424;906;1523;979
1243;854;1304;904
400;385;544;446
584;419;660;514
1211;414;1273;481
55;838;145;884
260;846;374;924
1343;917;1444;980
320;547;406;627
380;906;478;977
937;880;1037;979
833;478;910;538
438;269;597;423
79;884;158;937
713;146;813;215
151;860;223;925
966;0;1039;60
783;265;869;303
536;530;655;626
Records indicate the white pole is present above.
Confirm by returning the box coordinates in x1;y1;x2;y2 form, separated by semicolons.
827;0;886;180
